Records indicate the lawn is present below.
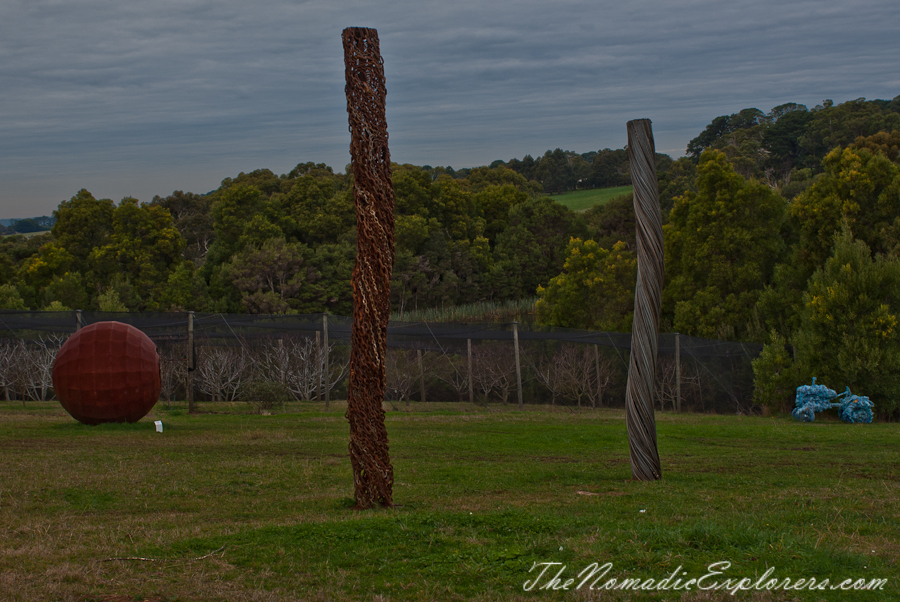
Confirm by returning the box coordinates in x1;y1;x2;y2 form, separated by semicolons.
546;186;633;212
1;400;897;601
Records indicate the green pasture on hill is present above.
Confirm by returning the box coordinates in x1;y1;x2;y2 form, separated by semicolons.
0;400;897;601
546;186;633;212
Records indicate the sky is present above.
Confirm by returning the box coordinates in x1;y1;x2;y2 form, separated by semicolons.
1;0;898;218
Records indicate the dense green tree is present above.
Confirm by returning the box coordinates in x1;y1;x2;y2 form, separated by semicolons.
418;230;462;308
664;150;786;341
533;149;574;194
535;239;636;331
685;98;899;193
42;271;89;311
89;198;185;309
43;300;71;311
583;193;635;251
10;218;49;234
150;191;214;266
393;165;437;220
849;130;900;163
0;253;13;286
158;261;208;311
97;287;129;312
288;161;342;180
756;228;900;418
491;197;588;299
0;284;26;309
458;165;540;196
0;234;52;307
394;214;436;255
507;154;537;180
297;242;355;315
799;98;900;165
225;238;310;314
206;264;243;313
760;145;900;338
432;176;482;241
51;189;114;267
794;229;900;415
18;242;74;291
391;249;429;315
472;184;528;245
656;157;697;217
205;185;267;267
762;103;813;180
751;330;798;413
686;109;765;160
219;168;284;197
790;147;900;268
279;182;354;246
711;125;768;181
587;148;631;188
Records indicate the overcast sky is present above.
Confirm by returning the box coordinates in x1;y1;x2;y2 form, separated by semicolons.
1;0;898;218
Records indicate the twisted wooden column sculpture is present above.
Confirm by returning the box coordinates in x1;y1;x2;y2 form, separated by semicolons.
624;119;663;481
343;27;395;508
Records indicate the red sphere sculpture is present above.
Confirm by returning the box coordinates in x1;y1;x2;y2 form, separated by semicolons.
53;321;161;425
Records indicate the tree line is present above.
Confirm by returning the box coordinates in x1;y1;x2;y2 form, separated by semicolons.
536;97;900;418
0;157;644;317
1;95;898;417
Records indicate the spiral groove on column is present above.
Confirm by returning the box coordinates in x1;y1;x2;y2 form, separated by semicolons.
342;27;395;508
624;118;663;481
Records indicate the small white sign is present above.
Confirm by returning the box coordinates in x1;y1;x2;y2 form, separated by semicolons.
154;420;163;433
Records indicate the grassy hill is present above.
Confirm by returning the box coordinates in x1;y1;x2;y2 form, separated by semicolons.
546;185;632;212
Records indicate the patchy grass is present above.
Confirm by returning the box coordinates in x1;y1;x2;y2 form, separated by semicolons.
0;400;897;601
547;187;633;212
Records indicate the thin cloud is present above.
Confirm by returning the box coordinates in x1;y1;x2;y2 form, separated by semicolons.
0;0;897;216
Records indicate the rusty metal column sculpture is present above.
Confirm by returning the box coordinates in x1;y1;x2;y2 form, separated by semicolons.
342;27;395;508
624;119;663;481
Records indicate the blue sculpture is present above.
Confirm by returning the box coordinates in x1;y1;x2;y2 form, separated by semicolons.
792;378;874;423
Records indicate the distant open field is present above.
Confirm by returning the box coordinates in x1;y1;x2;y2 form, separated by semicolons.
546;186;633;212
1;400;896;601
0;230;50;239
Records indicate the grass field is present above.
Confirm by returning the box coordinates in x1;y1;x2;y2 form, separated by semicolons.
546;186;633;212
1;400;897;601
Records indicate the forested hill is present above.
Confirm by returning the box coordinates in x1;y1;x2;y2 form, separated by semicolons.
2;95;899;416
0;95;897;320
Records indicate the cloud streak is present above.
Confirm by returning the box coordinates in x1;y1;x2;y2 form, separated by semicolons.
1;0;897;216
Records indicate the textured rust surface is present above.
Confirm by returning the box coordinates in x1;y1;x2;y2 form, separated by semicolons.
52;321;160;425
624;118;663;481
343;27;395;508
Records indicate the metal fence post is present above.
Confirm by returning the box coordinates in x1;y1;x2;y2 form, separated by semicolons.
187;311;194;413
676;333;681;413
315;330;322;402
467;339;474;404
417;349;426;405
512;321;523;409
75;309;83;332
323;313;329;410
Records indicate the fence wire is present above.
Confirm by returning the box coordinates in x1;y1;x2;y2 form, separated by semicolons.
0;310;761;413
